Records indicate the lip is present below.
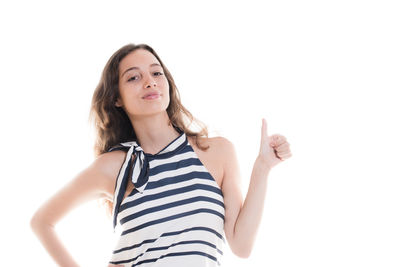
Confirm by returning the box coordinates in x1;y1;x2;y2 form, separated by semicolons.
143;92;160;100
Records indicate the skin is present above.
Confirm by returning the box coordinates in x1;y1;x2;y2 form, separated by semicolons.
30;49;292;267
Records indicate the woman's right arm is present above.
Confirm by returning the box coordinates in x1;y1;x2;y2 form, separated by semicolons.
30;151;124;267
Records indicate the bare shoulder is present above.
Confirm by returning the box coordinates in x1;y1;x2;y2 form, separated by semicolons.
189;135;232;150
89;150;127;200
213;135;234;150
93;150;127;178
188;135;233;188
206;136;237;170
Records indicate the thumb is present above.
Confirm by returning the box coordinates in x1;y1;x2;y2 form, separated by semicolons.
260;118;270;148
262;118;268;136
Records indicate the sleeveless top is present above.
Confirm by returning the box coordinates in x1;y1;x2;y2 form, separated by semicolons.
107;126;226;267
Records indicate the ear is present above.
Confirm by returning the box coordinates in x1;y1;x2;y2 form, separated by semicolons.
115;98;123;107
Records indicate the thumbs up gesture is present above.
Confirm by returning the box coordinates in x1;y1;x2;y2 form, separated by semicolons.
259;118;292;169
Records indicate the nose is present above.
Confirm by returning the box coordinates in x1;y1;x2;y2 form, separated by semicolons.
144;74;157;88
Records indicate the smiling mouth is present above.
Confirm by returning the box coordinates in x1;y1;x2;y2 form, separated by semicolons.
143;93;160;100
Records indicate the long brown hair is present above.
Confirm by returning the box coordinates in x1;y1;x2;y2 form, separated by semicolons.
88;43;210;217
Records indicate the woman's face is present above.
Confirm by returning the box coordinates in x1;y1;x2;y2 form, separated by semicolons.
116;49;170;118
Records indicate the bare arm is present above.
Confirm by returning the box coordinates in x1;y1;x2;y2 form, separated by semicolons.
30;151;124;266
221;118;292;258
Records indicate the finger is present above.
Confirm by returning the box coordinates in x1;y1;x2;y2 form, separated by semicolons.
261;118;269;148
277;151;292;159
274;147;287;155
262;118;268;138
273;142;290;152
263;118;268;136
271;134;287;145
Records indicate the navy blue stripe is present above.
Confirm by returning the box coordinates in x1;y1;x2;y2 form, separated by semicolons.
147;239;223;255
161;226;225;243
145;138;188;160
113;238;157;254
109;251;144;265
113;226;225;254
132;251;220;266
120;183;223;213
145;170;215;190
150;157;203;176
121;208;224;236
133;155;150;189
120;196;224;225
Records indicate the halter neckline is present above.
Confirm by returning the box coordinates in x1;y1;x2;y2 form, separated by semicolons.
135;125;185;157
108;125;188;230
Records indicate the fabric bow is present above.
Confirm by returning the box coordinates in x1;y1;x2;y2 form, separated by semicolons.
108;141;150;230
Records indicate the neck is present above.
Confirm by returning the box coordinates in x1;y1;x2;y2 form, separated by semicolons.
129;112;181;154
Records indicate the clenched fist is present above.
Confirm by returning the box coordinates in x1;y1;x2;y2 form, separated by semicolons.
258;118;292;169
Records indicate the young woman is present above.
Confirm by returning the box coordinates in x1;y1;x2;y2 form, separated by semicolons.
30;43;292;267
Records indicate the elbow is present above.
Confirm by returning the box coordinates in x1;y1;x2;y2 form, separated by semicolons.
227;227;255;258
234;250;251;259
30;212;41;232
30;211;53;233
232;244;252;259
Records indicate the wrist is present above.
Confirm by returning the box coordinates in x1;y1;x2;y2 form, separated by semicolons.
255;155;272;173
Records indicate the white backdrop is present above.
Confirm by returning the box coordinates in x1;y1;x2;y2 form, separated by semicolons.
1;0;399;266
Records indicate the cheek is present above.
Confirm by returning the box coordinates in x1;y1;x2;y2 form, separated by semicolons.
160;78;170;92
119;83;139;97
118;91;141;111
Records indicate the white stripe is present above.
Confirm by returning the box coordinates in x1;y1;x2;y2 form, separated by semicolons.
131;151;142;184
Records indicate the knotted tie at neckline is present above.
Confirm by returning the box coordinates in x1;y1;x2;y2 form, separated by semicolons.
110;141;150;229
108;126;186;230
124;142;150;193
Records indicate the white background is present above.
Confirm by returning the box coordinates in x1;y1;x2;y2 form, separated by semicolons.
1;0;399;266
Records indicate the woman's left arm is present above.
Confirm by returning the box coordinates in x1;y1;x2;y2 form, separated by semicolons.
221;118;292;258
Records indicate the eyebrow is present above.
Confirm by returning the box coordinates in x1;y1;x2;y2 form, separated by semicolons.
121;63;161;78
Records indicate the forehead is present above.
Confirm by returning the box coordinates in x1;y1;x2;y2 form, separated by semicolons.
119;49;160;73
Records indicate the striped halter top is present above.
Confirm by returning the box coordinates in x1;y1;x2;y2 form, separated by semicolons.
107;126;226;266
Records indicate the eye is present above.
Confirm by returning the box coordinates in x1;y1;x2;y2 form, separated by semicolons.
154;71;163;76
127;75;139;82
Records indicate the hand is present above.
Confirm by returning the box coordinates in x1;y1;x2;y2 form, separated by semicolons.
258;118;292;169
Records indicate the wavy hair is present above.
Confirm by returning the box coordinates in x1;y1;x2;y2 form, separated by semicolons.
88;43;210;216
